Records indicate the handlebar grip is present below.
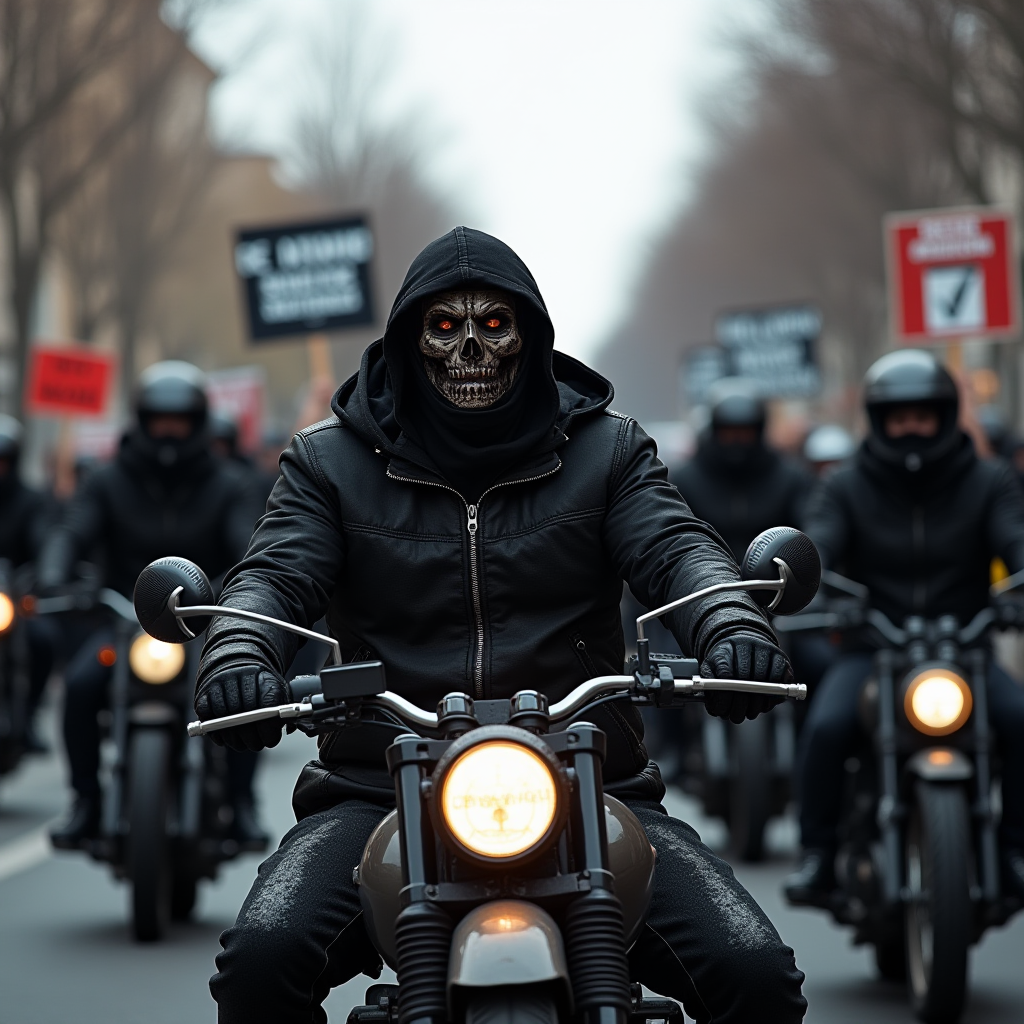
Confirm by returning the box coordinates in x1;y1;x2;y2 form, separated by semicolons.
288;674;323;703
186;701;313;737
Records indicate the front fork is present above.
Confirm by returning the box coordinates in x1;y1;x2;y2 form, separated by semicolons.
387;725;631;1024
876;651;903;905
967;649;1000;903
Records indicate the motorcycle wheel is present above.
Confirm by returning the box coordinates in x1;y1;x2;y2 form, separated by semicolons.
905;781;971;1023
128;728;172;942
730;716;770;862
463;988;560;1024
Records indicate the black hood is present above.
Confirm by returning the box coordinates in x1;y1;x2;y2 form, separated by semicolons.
333;227;613;495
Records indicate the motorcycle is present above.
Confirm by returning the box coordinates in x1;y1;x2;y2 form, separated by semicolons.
39;580;252;941
131;525;819;1024
775;571;1024;1024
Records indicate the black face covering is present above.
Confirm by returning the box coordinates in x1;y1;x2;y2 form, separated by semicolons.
381;229;562;502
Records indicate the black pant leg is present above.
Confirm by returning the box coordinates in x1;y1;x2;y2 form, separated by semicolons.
797;652;872;849
987;662;1024;849
627;801;806;1023
61;630;113;799
25;615;57;713
212;799;390;1024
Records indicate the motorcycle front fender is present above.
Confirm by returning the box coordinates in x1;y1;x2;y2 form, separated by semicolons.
904;747;974;782
447;900;572;1010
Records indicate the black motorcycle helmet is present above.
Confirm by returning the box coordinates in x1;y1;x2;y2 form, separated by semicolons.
863;349;959;472
134;361;209;469
709;379;767;436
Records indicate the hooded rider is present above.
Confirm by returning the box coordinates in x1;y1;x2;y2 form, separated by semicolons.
785;349;1024;905
196;228;807;1024
671;379;811;564
44;362;266;849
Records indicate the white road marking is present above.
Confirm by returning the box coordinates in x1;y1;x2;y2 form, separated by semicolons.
0;824;53;883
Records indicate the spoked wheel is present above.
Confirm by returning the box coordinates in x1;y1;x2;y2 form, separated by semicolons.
905;781;971;1023
463;987;560;1024
730;715;770;862
128;729;173;942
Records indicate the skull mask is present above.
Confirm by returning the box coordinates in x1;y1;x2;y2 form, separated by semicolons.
419;290;523;409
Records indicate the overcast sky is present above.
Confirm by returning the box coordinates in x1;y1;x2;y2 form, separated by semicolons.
192;0;756;361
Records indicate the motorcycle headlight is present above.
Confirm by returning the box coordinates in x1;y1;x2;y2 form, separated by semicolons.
129;632;185;684
903;667;972;736
433;727;564;864
0;592;15;635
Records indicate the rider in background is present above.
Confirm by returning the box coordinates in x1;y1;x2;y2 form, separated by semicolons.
43;362;264;849
0;415;57;751
803;424;856;478
671;379;812;564
784;349;1024;905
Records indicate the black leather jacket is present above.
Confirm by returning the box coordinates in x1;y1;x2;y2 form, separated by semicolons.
39;431;256;598
804;433;1024;627
0;477;52;570
199;343;780;809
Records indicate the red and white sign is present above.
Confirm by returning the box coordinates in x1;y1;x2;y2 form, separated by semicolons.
885;206;1021;344
25;346;116;417
206;366;266;454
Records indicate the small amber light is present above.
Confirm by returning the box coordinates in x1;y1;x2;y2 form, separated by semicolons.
18;594;36;616
0;593;15;634
928;750;954;766
97;646;117;667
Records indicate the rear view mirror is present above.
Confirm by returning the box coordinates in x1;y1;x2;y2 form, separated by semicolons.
742;527;820;616
134;557;214;642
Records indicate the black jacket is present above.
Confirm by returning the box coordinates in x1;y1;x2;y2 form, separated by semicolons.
198;230;779;809
803;434;1024;626
0;478;52;570
39;432;255;598
671;439;812;564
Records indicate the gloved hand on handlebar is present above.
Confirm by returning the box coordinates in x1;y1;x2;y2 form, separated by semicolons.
194;664;288;752
701;634;792;724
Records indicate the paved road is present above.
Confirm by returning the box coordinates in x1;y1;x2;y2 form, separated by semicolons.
1;715;1021;1023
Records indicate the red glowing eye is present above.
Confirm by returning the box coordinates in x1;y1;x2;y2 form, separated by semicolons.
485;318;501;329
438;320;453;331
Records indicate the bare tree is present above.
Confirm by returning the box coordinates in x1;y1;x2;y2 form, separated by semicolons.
55;28;217;405
286;3;456;367
774;0;1024;206
595;15;964;421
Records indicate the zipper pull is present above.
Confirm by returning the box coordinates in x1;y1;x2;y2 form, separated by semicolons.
467;504;478;536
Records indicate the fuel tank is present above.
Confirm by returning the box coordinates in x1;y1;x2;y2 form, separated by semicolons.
357;795;656;967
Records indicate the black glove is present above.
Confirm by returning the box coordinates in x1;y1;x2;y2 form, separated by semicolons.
194;665;288;752
701;634;791;724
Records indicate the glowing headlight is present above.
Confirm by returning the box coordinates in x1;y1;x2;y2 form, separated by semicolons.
439;740;560;860
0;593;15;635
129;633;185;684
904;668;972;736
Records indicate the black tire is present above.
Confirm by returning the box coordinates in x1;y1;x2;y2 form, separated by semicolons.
463;988;560;1024
170;868;197;921
730;716;770;862
128;729;172;942
905;781;971;1023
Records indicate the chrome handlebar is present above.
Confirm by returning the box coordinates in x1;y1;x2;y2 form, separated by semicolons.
186;672;806;737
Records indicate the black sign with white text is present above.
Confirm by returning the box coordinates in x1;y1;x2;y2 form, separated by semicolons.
234;215;375;341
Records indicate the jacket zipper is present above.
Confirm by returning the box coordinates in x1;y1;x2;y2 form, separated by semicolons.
387;462;561;698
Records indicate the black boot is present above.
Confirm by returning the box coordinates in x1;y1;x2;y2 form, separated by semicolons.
50;795;100;850
230;798;269;852
783;848;836;906
1002;848;1024;901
